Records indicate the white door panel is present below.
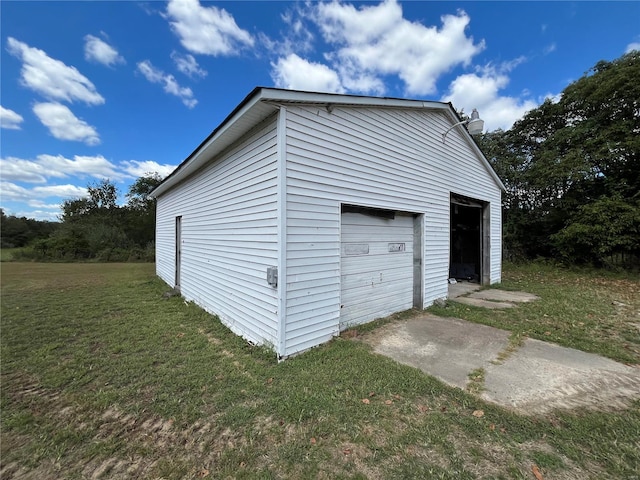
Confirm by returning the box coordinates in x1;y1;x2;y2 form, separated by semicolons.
340;211;414;329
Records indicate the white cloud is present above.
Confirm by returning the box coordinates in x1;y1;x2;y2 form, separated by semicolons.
442;64;538;131
271;54;345;93
0;154;124;183
0;154;173;184
7;37;104;105
0;155;174;221
1;106;24;130
121;160;176;178
37;154;125;179
25;200;61;210
281;8;316;54
1;181;31;202
543;92;562;104
171;51;207;78
1;181;87;203
333;59;387;95
165;0;254;56
34;184;89;198
543;43;557;55
0;156;51;183
84;34;125;67
626;42;640;53
37;212;59;220
309;0;484;95
137;60;197;108
9;209;61;222
260;5;316;58
138;2;158;16
33;102;100;146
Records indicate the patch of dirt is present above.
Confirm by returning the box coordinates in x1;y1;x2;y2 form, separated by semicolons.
0;459;61;480
91;405;249;472
450;437;517;479
353;320;399;348
401;445;451;472
447;432;600;480
2;373;256;479
329;442;382;480
515;440;605;479
197;327;222;345
6;374;63;405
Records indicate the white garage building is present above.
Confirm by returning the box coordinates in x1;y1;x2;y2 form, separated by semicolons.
151;87;504;359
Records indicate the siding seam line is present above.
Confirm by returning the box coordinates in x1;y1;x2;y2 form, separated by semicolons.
276;106;287;358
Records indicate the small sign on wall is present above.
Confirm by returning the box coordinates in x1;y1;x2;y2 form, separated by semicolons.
388;243;405;252
344;244;370;255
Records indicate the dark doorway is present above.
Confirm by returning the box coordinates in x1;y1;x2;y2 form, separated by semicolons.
450;194;486;283
175;216;182;290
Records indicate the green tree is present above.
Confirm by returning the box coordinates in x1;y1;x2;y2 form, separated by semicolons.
126;173;162;211
551;196;640;267
56;179;128;259
0;209;59;248
87;179;119;209
60;198;94;223
479;51;640;267
125;173;162;248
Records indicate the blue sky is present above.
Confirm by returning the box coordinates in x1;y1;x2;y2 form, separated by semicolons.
1;1;638;221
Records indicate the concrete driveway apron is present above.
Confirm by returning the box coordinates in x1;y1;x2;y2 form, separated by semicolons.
365;313;640;415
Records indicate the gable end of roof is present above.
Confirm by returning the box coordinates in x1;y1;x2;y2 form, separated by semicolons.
150;87;505;197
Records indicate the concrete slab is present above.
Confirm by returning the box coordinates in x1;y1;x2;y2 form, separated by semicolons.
455;297;516;309
448;281;481;299
364;313;640;415
369;315;510;389
469;290;540;303
483;338;640;414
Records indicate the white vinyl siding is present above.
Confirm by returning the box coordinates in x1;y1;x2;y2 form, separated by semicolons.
284;196;341;353
283;105;502;356
155;116;279;347
489;203;502;282
340;212;414;329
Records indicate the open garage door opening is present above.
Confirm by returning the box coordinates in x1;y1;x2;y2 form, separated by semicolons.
450;194;490;285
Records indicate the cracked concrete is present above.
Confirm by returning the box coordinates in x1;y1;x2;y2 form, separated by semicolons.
371;315;510;389
448;283;541;309
454;297;517;309
470;290;540;303
482;337;640;413
365;314;640;415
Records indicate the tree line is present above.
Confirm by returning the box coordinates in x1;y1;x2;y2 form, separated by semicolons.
3;52;638;268
1;210;58;249
3;174;161;261
477;50;639;269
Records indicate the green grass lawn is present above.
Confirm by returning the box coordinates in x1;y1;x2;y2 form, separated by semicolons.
1;262;639;479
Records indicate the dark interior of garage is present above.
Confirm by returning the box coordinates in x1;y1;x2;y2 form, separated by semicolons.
450;197;482;283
